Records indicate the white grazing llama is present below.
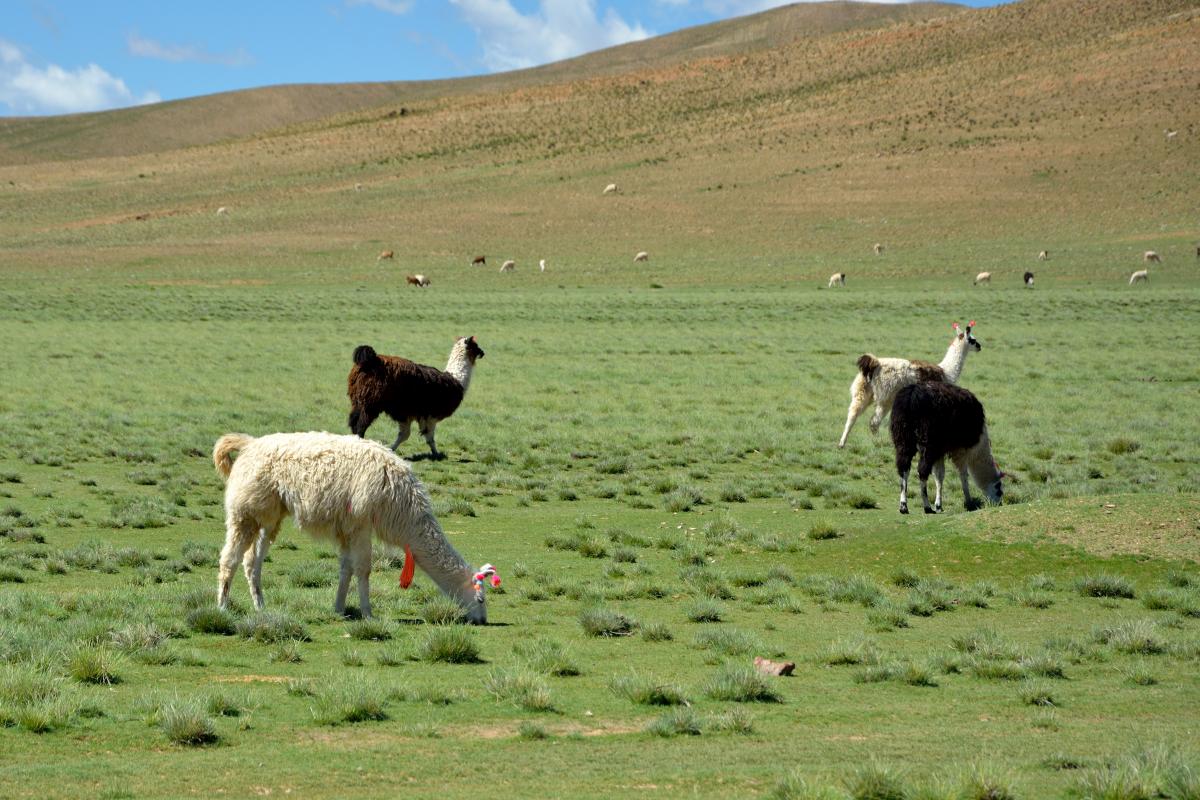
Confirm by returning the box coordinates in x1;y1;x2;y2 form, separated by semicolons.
500;259;515;273
1143;251;1162;264
1129;269;1149;285
539;259;546;273
974;271;991;285
838;321;981;449
1038;250;1049;261
213;431;492;622
828;272;846;288
603;183;618;195
873;243;884;256
634;251;649;262
890;382;1003;514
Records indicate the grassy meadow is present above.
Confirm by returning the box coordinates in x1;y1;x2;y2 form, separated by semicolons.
2;0;1200;797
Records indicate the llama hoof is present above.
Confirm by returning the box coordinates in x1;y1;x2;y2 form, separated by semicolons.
924;507;936;515
899;504;909;515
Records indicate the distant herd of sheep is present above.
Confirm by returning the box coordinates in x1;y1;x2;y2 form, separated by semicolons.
207;183;1187;623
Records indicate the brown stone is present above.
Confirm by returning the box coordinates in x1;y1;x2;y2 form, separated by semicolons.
754;656;795;677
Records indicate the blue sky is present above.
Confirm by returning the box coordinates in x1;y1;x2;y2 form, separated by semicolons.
1;0;1010;117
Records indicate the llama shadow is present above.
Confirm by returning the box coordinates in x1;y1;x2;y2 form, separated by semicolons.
406;452;475;465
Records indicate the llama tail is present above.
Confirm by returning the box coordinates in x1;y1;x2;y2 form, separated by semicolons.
353;345;379;367
213;433;254;480
857;354;881;381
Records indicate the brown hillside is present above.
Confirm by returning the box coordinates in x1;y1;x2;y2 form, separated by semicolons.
0;2;960;164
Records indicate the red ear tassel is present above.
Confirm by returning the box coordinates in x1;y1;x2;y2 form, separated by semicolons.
952;322;959;330
399;545;415;589
968;320;976;328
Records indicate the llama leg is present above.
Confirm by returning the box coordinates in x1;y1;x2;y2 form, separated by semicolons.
390;420;413;451
839;379;871;448
241;523;278;611
957;460;979;511
869;399;891;435
218;516;258;610
334;546;353;615
419;419;441;459
896;448;913;515
932;459;945;513
349;534;374;619
917;452;935;514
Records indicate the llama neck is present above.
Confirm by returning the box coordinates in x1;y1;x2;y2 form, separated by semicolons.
408;511;486;623
966;429;1000;488
938;336;970;383
444;344;475;391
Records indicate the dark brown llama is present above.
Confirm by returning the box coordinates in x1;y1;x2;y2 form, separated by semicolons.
347;337;484;459
889;382;1003;515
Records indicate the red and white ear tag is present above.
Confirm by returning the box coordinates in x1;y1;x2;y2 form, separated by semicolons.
472;564;500;603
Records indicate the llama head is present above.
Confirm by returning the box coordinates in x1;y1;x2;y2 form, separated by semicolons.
952;321;982;351
983;461;1005;505
458;335;485;362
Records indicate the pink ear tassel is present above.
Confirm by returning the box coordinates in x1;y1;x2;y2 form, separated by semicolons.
952;322;959;330
968;320;976;328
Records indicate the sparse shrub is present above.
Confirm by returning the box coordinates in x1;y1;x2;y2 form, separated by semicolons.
289;562;330;588
808;522;840;541
693;627;764;657
1021;681;1057;707
646;707;702;736
160;699;218;745
822;636;882;667
67;647;120;685
845;761;910;800
416;626;481;664
1122;663;1157;686
828;575;884;607
1076;573;1136;599
686;600;725;622
348;618;392;641
958;763;1018;800
236;611;309;643
704;664;780;703
187;607;237;636
1107;437;1141;455
269;641;304;664
1095;620;1166;655
310;675;389;724
708;707;755;734
514;638;580;677
641;622;674;642
517;721;550;740
420;596;467;625
579;606;637;637
484;667;554;712
771;773;844;800
610;673;688;706
867;605;910;632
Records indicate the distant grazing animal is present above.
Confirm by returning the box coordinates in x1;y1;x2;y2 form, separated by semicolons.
499;259;515;273
1143;251;1162;264
539;259;546;273
378;250;395;261
634;251;649;263
1038;250;1049;261
1165;129;1178;140
347;336;485;459
603;183;618;195
1024;271;1035;287
471;255;487;266
890;382;1003;514
839;321;980;449
1129;269;1149;285
828;272;846;288
406;274;430;287
212;431;491;622
873;243;884;256
974;271;991;286
355;183;363;191
216;206;228;216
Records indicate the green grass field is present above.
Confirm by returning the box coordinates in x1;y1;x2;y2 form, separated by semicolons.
2;0;1199;796
1;276;1198;799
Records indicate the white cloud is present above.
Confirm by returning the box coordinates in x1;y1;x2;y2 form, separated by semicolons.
450;0;651;72
127;32;253;67
658;0;903;10
346;0;415;14
0;39;160;115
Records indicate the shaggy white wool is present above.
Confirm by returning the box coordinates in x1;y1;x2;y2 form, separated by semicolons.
214;431;485;621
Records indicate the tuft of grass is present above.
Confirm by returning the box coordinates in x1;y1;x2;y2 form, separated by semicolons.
822;636;883;667
958;763;1018;800
1107;437;1141;455
268;640;304;664
693;627;764;657
1122;663;1158;686
67;647;121;685
513;638;581;677
807;522;840;541
236;611;310;644
686;599;725;623
160;699;219;745
610;673;688;706
890;568;921;588
416;626;481;664
1020;680;1058;707
517;721;550;740
1076;573;1136;599
579;606;637;637
845;761;910;800
645;707;703;737
347;618;392;641
484;667;554;712
187;607;238;635
708;707;755;734
771;772;845;800
827;575;885;607
641;622;675;642
867;604;910;632
704;664;781;703
310;675;389;725
419;595;468;625
1095;620;1167;656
